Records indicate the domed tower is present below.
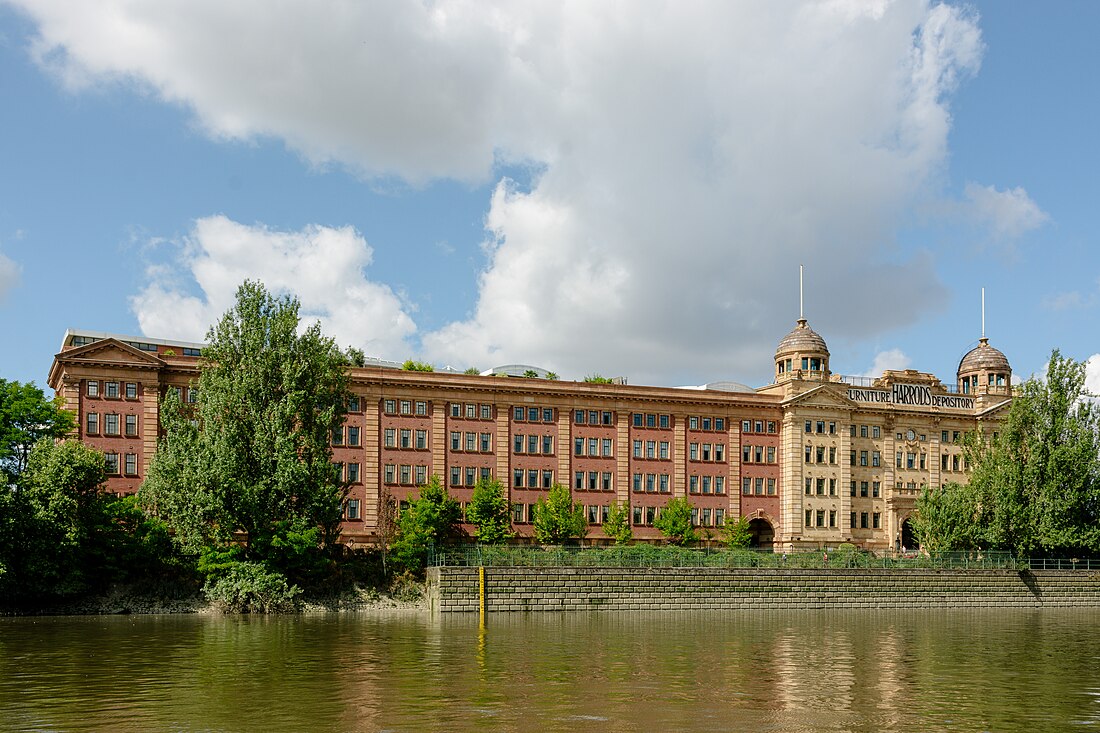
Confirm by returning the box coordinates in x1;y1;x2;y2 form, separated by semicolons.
775;317;830;382
957;337;1011;395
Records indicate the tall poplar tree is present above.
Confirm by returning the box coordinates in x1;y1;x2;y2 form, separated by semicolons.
140;281;350;568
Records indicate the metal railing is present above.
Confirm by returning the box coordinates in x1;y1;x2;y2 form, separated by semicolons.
429;545;1038;571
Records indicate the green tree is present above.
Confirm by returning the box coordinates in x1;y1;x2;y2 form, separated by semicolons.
584;374;614;384
140;280;351;582
545;372;559;380
914;350;1100;556
402;359;434;372
0;379;75;484
532;484;586;543
344;347;366;367
391;475;463;569
465;478;513;544
653;497;697;545
463;367;481;375
911;481;984;552
721;515;753;549
602;500;632;544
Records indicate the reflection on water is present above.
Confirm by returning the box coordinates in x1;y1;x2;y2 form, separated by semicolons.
1;609;1099;732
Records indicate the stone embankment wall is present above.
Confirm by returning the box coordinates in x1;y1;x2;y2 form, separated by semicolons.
425;567;1100;613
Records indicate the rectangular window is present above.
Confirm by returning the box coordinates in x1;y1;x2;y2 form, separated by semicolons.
415;465;427;485
755;477;764;495
346;499;361;520
816;478;825;496
860;450;868;466
805;420;812;433
689;416;699;430
767;421;776;434
872;426;881;439
743;445;752;463
528;470;539;488
716;444;725;462
829;422;836;435
585;437;599;454
805;445;812;463
466;467;476;486
701;443;712;461
451;466;461;486
742;420;752;433
124;453;137;475
332;427;344;446
480;433;491;452
633;473;642;492
805;478;812;495
716;418;724;431
575;409;586;424
87;380;99;397
348;396;360;412
829;447;836;464
816;446;825;463
347;463;360;483
754;420;764;434
633;413;643;427
528;435;539;454
850;480;856;496
125;414;138;436
575;438;584;456
816;509;825;527
542;408;553;422
384;464;395;484
816;421;825;434
860;424;868;438
400;400;411;415
873;512;881;529
527;407;538;422
480;404;492;420
575;471;585;490
603;472;613;491
907;452;916;469
646;440;656;459
829;478;836;496
384;399;396;414
542;435;553;454
633;506;643;526
414;430;427;449
690;443;699;461
399;465;411;484
451;403;461;418
603;438;614;457
384;429;396;448
543;471;553;489
702;476;712;494
588;472;598;491
450;431;461;451
850;512;857;529
920;453;927;470
646;414;656;428
633;440;642;458
688;475;698;493
602;411;613;426
942;430;949;443
744;477;753;495
766;478;774;495
767;446;776;464
104;381;119;398
415;401;427;416
861;512;869;529
872;481;880;498
860;481;869;497
400;429;411;449
514;435;524;454
105;453;119;474
512;503;525;523
805;509;813;527
701;417;712;431
942;454;949;470
872;451;880;467
514;469;524;488
715;509;725;526
514;407;525;421
347;426;361;446
104;414;120;436
125;382;137;399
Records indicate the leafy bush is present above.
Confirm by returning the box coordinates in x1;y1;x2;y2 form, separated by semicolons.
202;560;301;613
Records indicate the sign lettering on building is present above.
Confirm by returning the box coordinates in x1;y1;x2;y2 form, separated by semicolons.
847;383;974;410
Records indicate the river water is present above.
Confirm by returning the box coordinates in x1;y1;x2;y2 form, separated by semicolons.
1;609;1098;732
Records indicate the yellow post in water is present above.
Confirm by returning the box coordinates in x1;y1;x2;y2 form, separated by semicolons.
479;566;486;628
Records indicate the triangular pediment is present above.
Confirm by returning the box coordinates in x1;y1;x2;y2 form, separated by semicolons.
781;384;859;410
977;399;1012;418
56;338;165;368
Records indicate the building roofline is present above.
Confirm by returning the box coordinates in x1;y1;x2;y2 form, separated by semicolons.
61;328;207;352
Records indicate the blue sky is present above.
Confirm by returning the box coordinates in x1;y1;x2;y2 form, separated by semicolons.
1;1;1097;393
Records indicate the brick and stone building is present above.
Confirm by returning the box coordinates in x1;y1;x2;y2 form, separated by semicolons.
46;318;1012;551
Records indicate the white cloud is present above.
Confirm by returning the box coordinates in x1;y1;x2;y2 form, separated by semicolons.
0;250;20;301
130;216;416;356
17;1;988;383
1086;354;1100;398
963;182;1048;243
860;348;913;378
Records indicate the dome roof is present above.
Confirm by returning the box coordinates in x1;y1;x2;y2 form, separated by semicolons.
958;338;1011;374
775;318;829;358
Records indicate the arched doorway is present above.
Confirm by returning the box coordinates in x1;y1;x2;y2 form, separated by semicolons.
900;517;919;551
749;518;774;548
